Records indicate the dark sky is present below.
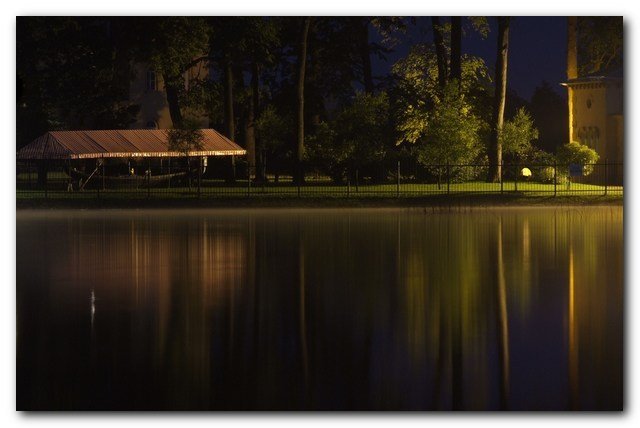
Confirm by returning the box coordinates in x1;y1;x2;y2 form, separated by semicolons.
371;16;568;101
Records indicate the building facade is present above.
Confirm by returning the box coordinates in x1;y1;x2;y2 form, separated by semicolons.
128;61;210;130
562;75;623;165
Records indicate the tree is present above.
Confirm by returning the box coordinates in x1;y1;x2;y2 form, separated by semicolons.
132;17;210;128
557;141;600;176
393;44;490;148
500;108;539;161
294;17;312;184
487;17;510;182
450;17;462;85
578;17;623;75
255;105;293;182
167;118;205;188
16;17;139;148
306;92;392;183
431;17;448;90
414;83;483;182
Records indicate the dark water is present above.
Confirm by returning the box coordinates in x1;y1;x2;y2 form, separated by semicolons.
16;207;623;411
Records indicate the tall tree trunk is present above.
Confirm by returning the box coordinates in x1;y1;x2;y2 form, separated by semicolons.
360;18;374;94
163;74;183;128
431;17;448;90
223;56;236;183
309;34;322;131
294;17;311;184
223;57;235;141
249;62;262;181
567;16;578;143
450;17;462;85
487;17;509;183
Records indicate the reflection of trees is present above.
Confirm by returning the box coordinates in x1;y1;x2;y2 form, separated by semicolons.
495;217;510;410
565;208;623;410
19;207;622;410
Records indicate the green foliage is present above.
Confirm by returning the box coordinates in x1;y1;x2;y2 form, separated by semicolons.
138;17;209;80
256;105;293;159
413;83;483;180
167;117;205;157
501;107;539;160
391;47;489;178
466;17;490;38
578;17;623;75
181;80;225;126
16;17;139;147
306;92;392;182
557;141;600;176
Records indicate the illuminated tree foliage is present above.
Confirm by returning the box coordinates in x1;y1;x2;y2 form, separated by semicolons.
500;108;539;161
413;83;483;179
306;92;392;183
578;17;623;75
557;141;600;176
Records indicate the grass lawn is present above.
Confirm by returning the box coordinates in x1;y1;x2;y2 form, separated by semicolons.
16;180;622;200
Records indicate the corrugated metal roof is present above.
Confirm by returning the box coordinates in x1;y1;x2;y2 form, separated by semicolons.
17;129;246;160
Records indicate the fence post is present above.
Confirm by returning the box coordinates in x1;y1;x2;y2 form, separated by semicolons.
44;161;48;199
100;156;105;192
604;159;608;196
446;163;450;195
297;165;301;198
198;157;202;199
554;161;557;197
247;163;251;198
500;161;504;194
355;169;359;193
147;158;151;199
396;160;400;197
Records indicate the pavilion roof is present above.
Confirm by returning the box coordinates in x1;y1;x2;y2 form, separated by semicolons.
17;129;246;160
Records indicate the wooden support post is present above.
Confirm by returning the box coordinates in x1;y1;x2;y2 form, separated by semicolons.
247;160;251;198
554;161;557;197
198;157;202;199
355;169;359;193
604;159;608;196
396;160;400;197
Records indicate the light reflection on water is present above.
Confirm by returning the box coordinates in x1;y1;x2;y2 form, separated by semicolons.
16;207;623;410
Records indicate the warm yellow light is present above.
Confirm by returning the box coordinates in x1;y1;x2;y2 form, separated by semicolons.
521;167;532;177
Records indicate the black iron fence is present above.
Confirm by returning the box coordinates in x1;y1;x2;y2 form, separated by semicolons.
16;159;623;200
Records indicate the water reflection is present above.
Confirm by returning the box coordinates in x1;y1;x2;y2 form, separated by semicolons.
16;207;623;410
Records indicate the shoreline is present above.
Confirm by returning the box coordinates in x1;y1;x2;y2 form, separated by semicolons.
16;194;623;210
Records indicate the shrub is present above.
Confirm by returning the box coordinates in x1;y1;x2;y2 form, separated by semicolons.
557;141;600;176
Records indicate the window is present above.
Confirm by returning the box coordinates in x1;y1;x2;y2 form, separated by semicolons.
146;70;157;91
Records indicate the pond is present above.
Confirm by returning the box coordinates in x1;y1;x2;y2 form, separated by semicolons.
16;207;623;410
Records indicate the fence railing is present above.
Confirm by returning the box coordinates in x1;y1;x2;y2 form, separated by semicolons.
16;160;623;199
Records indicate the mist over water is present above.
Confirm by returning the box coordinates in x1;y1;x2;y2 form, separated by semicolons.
16;207;623;410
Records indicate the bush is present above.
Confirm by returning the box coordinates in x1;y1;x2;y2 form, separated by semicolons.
557;141;600;176
536;166;567;184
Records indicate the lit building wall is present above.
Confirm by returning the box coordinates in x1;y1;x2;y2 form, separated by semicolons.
129;61;210;130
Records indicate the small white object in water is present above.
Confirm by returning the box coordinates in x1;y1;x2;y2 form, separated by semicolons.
90;289;96;326
521;167;532;177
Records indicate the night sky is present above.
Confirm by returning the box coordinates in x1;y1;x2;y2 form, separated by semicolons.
372;16;568;101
